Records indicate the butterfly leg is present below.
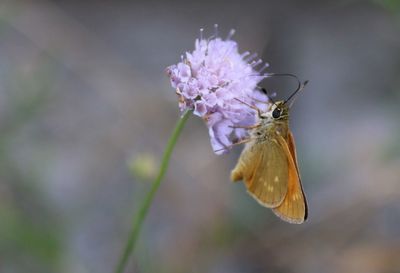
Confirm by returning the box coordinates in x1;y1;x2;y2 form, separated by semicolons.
251;97;269;104
234;98;262;116
229;124;261;130
213;137;252;154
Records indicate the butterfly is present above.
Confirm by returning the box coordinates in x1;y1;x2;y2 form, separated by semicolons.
231;77;308;224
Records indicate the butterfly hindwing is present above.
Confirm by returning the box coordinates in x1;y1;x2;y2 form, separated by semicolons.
231;138;289;208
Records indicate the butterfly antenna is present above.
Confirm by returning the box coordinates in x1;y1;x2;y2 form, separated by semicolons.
260;73;307;104
284;79;309;104
259;87;276;105
265;73;301;100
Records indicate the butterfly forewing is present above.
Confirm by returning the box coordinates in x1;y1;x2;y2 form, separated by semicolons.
287;131;300;174
231;138;289;208
272;134;307;224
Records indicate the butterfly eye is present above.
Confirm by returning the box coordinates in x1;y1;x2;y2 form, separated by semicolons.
272;107;281;119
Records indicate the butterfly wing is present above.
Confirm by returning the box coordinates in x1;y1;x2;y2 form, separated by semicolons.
272;132;308;224
231;138;289;208
287;131;300;174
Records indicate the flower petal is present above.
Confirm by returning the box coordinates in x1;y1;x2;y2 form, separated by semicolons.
166;29;272;154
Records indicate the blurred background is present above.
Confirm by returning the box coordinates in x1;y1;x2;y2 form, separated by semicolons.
1;0;400;272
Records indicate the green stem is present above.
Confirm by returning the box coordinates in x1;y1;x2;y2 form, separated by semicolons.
114;110;192;273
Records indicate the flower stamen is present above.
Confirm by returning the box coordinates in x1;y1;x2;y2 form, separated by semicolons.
166;27;271;154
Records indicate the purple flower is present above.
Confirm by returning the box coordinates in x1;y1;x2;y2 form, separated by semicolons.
166;27;270;154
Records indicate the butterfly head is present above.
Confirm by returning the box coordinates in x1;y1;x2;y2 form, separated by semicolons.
270;101;289;120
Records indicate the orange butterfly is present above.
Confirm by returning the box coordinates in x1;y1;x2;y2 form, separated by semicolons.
231;79;308;224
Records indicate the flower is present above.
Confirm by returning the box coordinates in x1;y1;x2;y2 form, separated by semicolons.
166;27;270;154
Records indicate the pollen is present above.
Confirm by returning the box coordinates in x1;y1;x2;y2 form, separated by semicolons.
274;176;279;182
268;185;274;192
292;194;298;201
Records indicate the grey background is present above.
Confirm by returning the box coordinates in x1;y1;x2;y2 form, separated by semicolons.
1;1;400;272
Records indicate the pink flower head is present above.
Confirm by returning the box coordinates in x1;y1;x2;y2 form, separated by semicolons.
166;27;270;154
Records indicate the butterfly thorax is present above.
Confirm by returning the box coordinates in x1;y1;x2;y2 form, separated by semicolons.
252;118;289;141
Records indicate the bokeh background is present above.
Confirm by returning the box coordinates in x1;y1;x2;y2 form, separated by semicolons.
1;0;400;272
